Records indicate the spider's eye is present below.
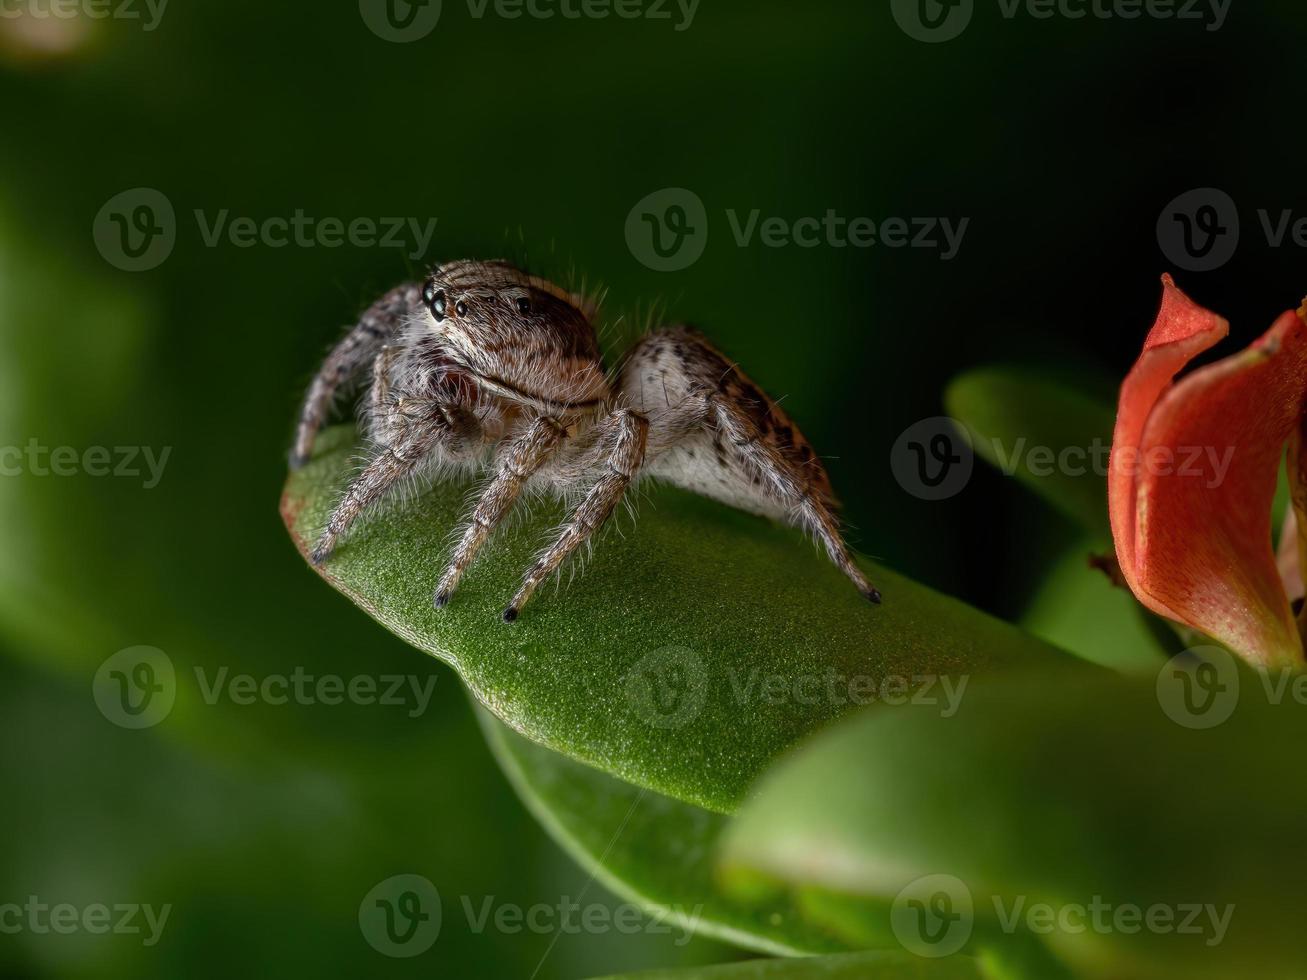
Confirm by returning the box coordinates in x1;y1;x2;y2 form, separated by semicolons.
455;300;468;317
516;297;531;315
428;288;446;321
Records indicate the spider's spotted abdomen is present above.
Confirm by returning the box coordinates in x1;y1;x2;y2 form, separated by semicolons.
621;325;836;521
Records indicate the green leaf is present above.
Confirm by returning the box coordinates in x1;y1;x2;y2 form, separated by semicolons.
719;670;1307;979
587;950;989;979
945;366;1115;537
476;705;853;957
1018;536;1168;672
282;427;1079;813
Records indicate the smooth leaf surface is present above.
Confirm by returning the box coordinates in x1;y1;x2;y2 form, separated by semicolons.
588;951;989;979
1019;536;1169;672
283;426;1077;813
946;366;1114;537
477;706;852;957
719;671;1307;979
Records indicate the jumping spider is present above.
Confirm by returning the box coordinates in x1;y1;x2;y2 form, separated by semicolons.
291;260;880;621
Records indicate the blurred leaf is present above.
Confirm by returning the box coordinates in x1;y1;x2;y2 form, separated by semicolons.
283;426;1080;813
719;671;1307;979
477;706;852;957
1019;536;1168;672
946;366;1115;538
587;950;989;979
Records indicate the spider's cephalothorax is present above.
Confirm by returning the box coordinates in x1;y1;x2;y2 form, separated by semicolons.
291;259;879;620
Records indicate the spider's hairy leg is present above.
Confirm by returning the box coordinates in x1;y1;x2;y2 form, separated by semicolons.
290;281;419;469
434;415;565;608
711;398;880;603
309;401;455;564
503;409;649;622
620;325;879;604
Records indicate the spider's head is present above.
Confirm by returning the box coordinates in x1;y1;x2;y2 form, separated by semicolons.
420;260;609;413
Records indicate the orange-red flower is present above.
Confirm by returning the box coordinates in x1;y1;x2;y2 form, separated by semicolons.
1109;276;1307;669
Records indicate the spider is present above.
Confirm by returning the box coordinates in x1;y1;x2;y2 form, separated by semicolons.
290;259;880;621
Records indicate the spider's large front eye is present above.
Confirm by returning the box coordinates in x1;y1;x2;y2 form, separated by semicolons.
516;297;531;315
426;287;447;321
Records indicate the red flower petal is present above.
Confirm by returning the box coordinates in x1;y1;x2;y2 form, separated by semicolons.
1111;278;1307;668
1109;276;1228;619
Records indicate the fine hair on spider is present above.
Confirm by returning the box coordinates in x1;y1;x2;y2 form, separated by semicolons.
291;258;880;621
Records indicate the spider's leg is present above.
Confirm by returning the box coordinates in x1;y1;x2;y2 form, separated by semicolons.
434;415;565;608
708;396;879;603
309;401;452;564
503;409;648;621
291;281;420;468
620;325;879;603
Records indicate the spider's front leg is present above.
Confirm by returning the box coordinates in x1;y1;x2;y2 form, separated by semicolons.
503;409;649;622
434;415;566;608
290;281;419;469
310;398;476;564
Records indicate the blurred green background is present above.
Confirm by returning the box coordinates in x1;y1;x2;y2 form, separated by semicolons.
1;0;1305;976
